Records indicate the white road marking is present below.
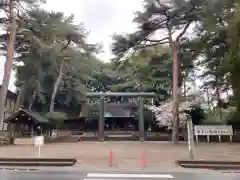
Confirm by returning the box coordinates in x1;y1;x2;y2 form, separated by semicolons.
85;179;129;180
86;173;174;178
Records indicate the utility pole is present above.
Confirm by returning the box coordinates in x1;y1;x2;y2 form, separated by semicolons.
0;0;17;129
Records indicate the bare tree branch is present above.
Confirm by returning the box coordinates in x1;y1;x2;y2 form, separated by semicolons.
176;21;192;42
3;8;10;18
144;36;169;42
16;0;30;12
137;40;168;49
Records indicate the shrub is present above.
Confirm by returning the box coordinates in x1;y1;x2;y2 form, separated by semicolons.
203;113;224;125
45;111;67;129
187;105;205;125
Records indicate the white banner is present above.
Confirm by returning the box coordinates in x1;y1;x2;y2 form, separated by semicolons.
194;125;233;136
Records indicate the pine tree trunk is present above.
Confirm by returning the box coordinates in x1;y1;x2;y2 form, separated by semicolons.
216;85;222;120
206;88;211;111
28;91;36;111
233;86;240;122
14;83;25;112
79;102;88;117
9;83;24;140
231;70;240;122
49;60;64;113
0;0;16;129
183;77;187;99
170;41;180;144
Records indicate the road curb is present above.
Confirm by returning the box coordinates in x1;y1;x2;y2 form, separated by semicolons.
176;160;240;170
0;158;77;166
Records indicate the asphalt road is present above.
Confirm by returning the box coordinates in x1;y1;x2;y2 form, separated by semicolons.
0;169;240;180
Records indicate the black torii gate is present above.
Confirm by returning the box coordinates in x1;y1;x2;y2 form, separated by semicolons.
86;92;156;142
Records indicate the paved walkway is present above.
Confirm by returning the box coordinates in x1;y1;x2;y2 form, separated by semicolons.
1;142;240;170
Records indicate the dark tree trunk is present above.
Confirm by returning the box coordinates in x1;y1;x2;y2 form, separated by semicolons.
79;102;88;117
206;88;211;111
183;77;187;99
14;83;25;112
170;40;180;144
216;85;222;120
0;0;16;129
232;74;240;122
28;91;36;111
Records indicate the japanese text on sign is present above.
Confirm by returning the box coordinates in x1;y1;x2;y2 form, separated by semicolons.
194;125;233;136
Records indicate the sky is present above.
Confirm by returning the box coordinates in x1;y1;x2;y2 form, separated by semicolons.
0;0;208;97
43;0;144;61
0;0;143;92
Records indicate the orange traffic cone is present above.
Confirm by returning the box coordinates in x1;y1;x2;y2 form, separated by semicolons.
109;150;113;167
142;151;146;168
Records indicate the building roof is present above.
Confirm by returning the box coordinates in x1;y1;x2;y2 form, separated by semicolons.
4;109;52;125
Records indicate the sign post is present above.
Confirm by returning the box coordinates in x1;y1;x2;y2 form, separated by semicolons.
34;136;44;157
187;115;195;160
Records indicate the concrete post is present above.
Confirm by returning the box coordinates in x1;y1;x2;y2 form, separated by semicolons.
98;96;105;142
187;115;195;160
138;97;145;142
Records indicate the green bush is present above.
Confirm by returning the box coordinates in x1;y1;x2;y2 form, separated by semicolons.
45;111;67;120
223;107;237;124
203;112;225;125
45;111;67;129
203;119;224;125
87;104;100;116
202;107;236;125
188;105;205;125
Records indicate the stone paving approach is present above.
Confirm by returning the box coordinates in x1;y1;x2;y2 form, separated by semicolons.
1;141;240;170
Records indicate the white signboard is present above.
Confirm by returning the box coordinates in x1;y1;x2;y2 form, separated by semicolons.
194;125;233;142
51;131;57;138
194;125;233;135
34;136;44;146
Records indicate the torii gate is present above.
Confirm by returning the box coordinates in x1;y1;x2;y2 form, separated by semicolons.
86;92;156;142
